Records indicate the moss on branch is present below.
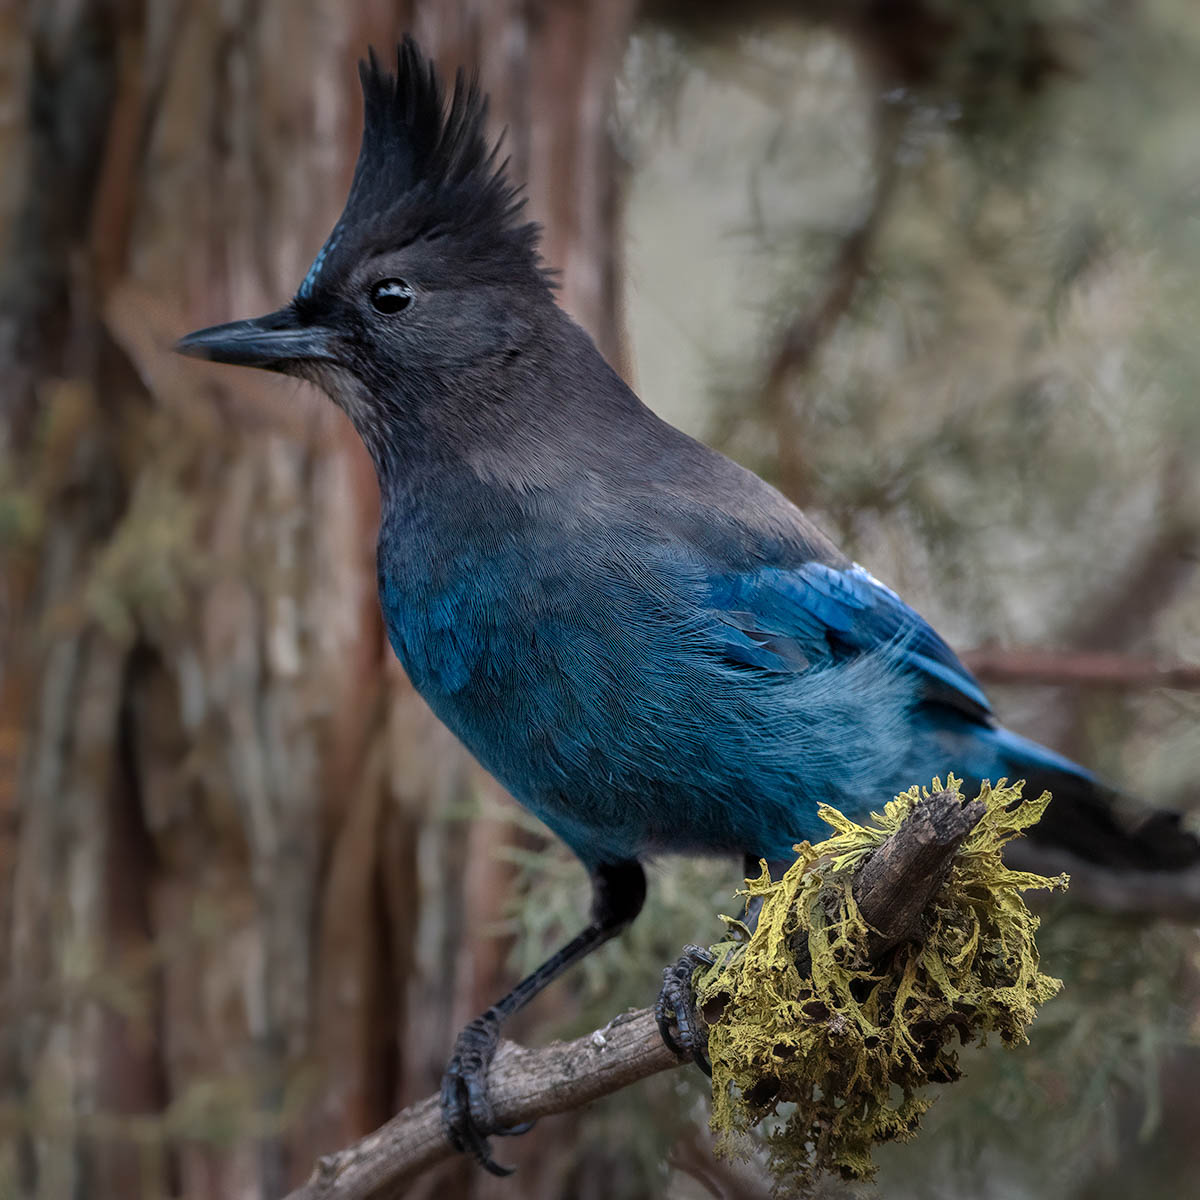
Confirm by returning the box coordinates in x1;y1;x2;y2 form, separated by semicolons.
695;777;1068;1190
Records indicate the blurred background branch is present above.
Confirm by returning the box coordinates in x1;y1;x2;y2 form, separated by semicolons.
961;649;1200;692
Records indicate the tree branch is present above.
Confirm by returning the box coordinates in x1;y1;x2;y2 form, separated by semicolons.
961;648;1200;692
1004;842;1200;921
759;99;905;504
285;789;985;1199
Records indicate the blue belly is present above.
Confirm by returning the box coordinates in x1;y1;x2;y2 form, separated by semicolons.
380;565;936;867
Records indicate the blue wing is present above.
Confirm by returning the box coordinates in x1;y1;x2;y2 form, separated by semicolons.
707;560;993;721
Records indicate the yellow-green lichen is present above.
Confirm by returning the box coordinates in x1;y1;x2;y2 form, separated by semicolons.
694;777;1068;1191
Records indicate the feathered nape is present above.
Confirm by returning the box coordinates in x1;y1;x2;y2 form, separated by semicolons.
297;38;545;300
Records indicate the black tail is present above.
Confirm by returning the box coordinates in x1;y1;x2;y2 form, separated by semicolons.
1021;770;1200;872
988;726;1200;872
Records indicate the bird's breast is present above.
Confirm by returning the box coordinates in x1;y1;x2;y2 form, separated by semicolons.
377;565;493;699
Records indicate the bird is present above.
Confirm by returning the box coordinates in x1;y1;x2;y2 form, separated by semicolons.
177;38;1199;1174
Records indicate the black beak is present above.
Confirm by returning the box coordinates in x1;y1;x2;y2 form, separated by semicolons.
175;306;338;371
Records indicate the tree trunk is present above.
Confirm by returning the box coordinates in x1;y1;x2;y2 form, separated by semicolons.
0;3;635;1198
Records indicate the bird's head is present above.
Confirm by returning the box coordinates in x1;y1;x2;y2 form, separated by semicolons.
177;39;555;465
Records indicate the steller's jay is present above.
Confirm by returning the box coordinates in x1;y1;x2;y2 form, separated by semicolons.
178;40;1199;1174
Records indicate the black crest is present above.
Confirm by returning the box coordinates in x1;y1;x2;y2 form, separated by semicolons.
297;38;544;300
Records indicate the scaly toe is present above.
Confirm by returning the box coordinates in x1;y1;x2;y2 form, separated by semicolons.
439;1017;517;1176
656;944;716;1076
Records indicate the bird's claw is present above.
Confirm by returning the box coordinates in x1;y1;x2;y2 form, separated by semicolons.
439;1013;532;1176
655;944;716;1077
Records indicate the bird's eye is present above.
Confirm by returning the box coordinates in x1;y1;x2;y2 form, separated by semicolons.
369;278;414;315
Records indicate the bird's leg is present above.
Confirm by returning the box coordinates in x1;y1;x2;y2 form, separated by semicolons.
440;858;646;1176
656;855;791;1075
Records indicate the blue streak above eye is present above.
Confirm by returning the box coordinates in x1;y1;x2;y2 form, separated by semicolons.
298;230;340;299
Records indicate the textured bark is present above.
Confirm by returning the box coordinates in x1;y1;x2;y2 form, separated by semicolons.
0;3;636;1198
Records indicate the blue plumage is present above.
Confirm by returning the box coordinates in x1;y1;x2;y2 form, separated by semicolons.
378;485;919;866
370;379;1057;872
176;38;1199;1173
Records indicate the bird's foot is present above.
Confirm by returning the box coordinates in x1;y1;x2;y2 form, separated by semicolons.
440;1012;533;1176
655;944;716;1077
